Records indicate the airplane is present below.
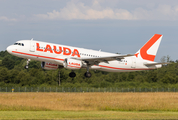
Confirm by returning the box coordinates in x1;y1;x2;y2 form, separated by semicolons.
6;34;165;78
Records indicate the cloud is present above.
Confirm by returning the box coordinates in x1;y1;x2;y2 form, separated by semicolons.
34;1;178;20
133;4;178;20
34;1;136;20
0;16;17;21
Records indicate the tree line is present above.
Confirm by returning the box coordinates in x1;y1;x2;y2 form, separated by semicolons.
0;50;178;88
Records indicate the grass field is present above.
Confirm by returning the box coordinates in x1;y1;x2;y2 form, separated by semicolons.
1;111;178;119
0;92;178;119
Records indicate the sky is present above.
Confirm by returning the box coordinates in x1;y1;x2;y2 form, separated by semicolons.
0;0;178;62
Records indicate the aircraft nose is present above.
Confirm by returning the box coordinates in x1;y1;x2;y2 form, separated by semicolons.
6;46;13;54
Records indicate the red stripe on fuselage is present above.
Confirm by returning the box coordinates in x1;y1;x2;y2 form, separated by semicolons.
67;65;81;68
12;51;64;61
99;65;153;71
12;51;152;71
45;66;58;69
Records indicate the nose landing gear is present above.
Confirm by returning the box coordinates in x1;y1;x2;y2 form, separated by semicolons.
24;59;30;69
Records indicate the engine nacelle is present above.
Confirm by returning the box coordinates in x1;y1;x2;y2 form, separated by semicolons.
63;58;82;70
41;62;59;70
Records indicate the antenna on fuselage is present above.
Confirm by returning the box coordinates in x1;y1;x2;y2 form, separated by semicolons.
31;38;33;41
99;49;101;52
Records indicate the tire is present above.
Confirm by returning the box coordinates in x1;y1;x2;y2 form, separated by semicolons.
69;72;76;78
84;72;92;78
24;65;28;69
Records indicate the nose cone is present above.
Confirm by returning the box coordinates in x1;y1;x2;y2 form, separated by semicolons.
6;45;13;54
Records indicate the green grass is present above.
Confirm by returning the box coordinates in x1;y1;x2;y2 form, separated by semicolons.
0;111;178;119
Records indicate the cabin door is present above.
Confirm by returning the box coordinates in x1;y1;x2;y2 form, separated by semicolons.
131;58;136;68
30;39;35;52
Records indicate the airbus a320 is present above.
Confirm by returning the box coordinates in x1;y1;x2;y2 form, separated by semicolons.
7;34;165;78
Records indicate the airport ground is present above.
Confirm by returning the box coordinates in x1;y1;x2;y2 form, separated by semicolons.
0;92;178;119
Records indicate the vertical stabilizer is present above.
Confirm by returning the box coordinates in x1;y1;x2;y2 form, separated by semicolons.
135;34;163;61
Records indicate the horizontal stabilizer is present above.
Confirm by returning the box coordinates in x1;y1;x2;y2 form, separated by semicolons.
144;62;170;66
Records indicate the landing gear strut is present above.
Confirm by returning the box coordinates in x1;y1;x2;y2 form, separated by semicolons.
24;59;30;69
69;71;76;78
84;66;92;78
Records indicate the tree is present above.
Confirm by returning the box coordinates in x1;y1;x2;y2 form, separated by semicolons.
2;57;16;70
146;70;158;83
28;61;41;69
0;67;9;83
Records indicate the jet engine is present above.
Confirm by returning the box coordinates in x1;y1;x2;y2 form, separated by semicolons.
41;62;59;70
63;58;82;70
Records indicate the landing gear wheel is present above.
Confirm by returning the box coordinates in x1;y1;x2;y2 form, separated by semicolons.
69;72;76;78
24;59;30;69
24;65;28;69
84;72;92;78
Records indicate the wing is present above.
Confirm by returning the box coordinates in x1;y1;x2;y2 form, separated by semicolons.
73;54;134;65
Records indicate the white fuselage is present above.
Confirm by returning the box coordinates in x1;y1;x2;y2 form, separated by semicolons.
6;40;161;72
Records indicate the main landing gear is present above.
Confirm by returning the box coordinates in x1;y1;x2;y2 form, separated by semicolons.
69;66;92;78
69;71;76;78
84;72;92;78
68;71;92;78
84;66;92;78
24;59;30;69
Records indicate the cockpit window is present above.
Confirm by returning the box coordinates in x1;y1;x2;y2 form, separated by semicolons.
14;43;24;46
